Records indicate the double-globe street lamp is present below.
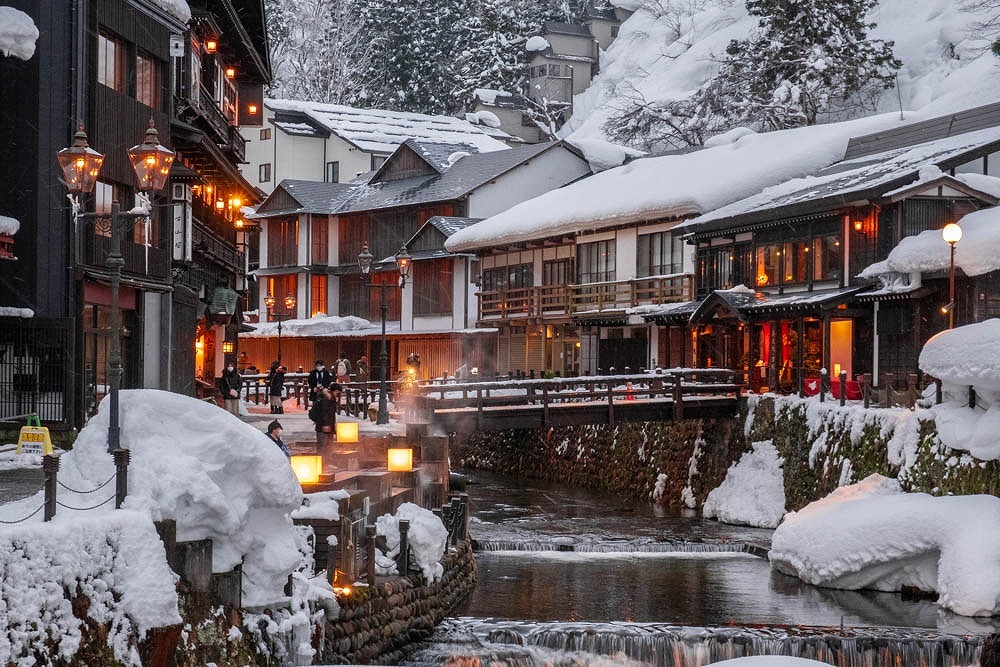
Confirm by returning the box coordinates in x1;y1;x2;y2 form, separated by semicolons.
57;121;175;453
357;244;411;425
263;292;296;362
942;222;963;329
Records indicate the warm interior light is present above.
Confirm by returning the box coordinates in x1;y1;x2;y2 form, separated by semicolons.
248;104;258;114
336;421;359;444
231;197;242;207
833;363;842;377
387;448;413;472
854;219;863;232
942;222;963;245
195;340;204;350
216;200;225;209
235;219;245;228
291;455;323;484
222;341;234;354
225;66;236;78
205;39;218;53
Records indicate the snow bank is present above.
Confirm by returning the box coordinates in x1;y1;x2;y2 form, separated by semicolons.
860;207;1000;280
0;7;39;60
446;112;903;251
920;319;1000;460
703;441;786;528
0;511;180;666
242;313;373;338
0;390;304;607
0;215;19;235
525;35;550;52
0;307;33;318
291;489;352;520
375;502;448;583
770;474;1000;616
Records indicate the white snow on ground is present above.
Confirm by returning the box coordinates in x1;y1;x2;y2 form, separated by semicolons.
525;35;550;52
562;0;1000;145
242;313;373;338
0;7;39;60
566;137;644;172
149;0;191;22
446;112;904;251
0;390;304;607
861;207;1000;280
703;440;786;529
0;214;19;235
375;502;448;583
920;319;1000;460
290;489;352;520
0;511;180;666
770;474;1000;617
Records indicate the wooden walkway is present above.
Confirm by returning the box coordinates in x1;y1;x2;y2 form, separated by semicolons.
412;371;743;432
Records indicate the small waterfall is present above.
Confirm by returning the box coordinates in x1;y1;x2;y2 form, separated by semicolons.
473;539;768;557
410;619;982;667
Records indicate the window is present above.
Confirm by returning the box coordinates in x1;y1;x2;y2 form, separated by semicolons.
259;163;271;183
813;235;841;282
413;259;454;315
782;240;809;284
698;246;734;291
371;155;386;171
311;216;328;264
266;218;298;267
136;51;159;109
638;232;685;277
482;264;532;291
755;244;780;287
325;161;340;183
542;259;573;285
577;240;615;283
97;32;126;92
260;128;271;140
310;275;327;316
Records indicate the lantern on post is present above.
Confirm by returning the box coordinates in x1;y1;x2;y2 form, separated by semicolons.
127;119;175;193
56;126;105;194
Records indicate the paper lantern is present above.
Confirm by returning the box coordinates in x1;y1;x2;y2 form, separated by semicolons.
336;421;359;443
387;448;412;472
290;455;323;484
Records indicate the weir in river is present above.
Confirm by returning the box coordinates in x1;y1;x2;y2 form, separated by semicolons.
403;470;995;666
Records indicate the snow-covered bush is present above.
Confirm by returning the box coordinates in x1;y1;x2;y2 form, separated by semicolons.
703;440;786;528
375;502;448;582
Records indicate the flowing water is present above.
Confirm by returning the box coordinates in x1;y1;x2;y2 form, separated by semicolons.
404;470;996;666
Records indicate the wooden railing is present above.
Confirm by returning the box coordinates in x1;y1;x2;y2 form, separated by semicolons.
478;274;694;320
238;373;400;416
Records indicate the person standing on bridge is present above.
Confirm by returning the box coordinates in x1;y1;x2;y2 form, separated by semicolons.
218;362;241;416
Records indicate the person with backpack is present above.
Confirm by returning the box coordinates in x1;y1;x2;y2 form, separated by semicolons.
308;359;333;402
267;361;286;414
335;352;352;384
217;362;241;416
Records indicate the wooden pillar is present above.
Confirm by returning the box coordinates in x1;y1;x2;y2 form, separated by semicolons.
822;312;832;377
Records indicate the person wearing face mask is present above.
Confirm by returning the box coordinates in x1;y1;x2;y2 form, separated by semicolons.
218;361;241;416
307;359;333;403
264;420;291;459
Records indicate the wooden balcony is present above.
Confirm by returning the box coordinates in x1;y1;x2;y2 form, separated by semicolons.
478;274;694;322
82;233;170;282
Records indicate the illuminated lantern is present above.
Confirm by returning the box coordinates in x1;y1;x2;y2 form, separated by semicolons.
56;126;104;194
387;448;413;472
127;119;175;192
336;421;359;443
290;455;323;484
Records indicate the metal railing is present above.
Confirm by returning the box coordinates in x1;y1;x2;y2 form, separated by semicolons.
238;374;401;416
478;274;694;320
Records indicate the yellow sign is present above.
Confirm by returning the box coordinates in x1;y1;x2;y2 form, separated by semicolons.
17;416;53;456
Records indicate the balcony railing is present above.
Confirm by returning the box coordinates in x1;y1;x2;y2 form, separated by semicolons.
478;274;694;321
228;126;246;163
82;233;170;282
192;222;244;272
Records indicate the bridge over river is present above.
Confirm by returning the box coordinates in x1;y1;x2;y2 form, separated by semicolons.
412;370;744;432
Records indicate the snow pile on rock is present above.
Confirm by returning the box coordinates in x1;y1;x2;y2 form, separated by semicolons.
0;390;304;607
770;474;1000;617
0;511;180;666
375;502;448;582
703;440;786;528
0;7;39;60
920;318;1000;460
242;313;374;338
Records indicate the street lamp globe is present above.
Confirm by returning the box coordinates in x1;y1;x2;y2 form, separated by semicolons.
127;119;175;192
283;293;296;312
395;245;411;285
56;126;104;194
357;244;374;276
264;293;276;310
942;222;963;245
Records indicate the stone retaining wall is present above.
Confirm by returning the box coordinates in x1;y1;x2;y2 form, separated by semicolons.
320;540;478;664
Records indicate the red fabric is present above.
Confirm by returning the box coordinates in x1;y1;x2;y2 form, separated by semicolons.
803;377;821;396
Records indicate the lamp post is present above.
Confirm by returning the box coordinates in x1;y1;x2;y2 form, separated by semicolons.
57;121;174;453
263;292;296;362
357;243;411;425
942;222;963;329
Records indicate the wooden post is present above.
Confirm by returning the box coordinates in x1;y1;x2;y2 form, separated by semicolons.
672;373;684;421
458;493;469;542
397;519;410;575
863;373;873;409
542;385;549;426
819;368;827;403
365;525;377;583
113;448;130;509
476;387;483;430
43;454;59;522
839;370;847;406
607;382;615;425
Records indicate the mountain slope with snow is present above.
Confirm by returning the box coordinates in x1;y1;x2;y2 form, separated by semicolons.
563;0;1000;145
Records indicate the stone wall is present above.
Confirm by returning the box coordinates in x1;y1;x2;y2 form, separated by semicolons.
319;540;478;664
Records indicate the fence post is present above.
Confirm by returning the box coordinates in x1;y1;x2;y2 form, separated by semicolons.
458;493;469;543
365;525;377;583
970;385;977;410
798;369;804;399
672;374;684;421
820;368;827;403
542;385;549;426
397;519;410;575
113;448;130;509
607;383;615;425
43;454;59;522
863;373;872;409
935;379;943;405
839;370;847;407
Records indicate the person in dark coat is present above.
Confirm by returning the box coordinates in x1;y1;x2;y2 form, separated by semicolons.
267;361;286;414
264;419;291;459
218;362;241;416
310;385;338;460
307;359;333;402
355;355;370;384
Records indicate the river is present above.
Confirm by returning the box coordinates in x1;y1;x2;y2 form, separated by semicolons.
405;470;995;666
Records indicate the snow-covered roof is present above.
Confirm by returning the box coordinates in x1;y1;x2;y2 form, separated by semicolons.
0;7;39;60
682;125;1000;235
250;180;358;218
149;0;191;22
566;137;644;172
445;112;907;252
859;206;1000;280
265;98;511;154
542;21;592;37
0;215;20;235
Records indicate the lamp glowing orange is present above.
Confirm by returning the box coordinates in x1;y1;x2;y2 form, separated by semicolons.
336;421;359;443
387;448;413;472
248;103;258;114
205;39;218;53
222;340;234;354
195;339;204;350
290;455;323;484
215;199;225;210
225;66;236;78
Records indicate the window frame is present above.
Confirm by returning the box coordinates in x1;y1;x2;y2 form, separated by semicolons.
136;50;160;109
98;31;127;93
259;163;271;183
